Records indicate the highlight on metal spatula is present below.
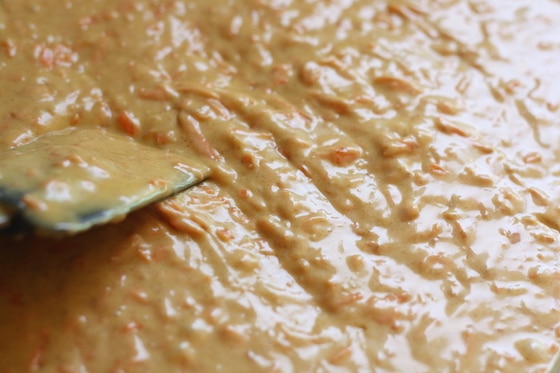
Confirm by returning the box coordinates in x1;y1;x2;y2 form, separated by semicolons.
0;127;210;235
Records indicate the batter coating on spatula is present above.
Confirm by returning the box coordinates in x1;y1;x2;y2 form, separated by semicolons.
0;128;209;234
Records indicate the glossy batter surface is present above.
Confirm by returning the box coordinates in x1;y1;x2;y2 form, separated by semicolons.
0;1;559;372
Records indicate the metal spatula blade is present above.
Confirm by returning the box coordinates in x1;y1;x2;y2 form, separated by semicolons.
0;128;210;235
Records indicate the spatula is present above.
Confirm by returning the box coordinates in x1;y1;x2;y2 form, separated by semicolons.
0;128;210;235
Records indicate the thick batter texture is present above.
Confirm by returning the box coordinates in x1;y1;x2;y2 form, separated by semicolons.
0;1;559;372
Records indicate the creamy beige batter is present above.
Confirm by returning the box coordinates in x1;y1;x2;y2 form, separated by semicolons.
0;0;559;372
